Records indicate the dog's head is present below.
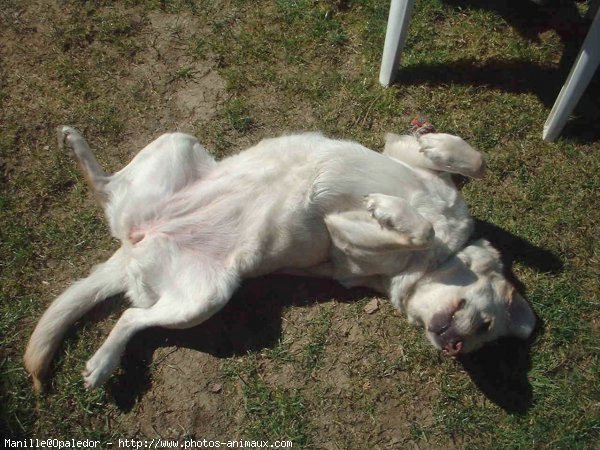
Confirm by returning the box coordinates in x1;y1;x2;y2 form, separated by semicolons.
406;240;536;355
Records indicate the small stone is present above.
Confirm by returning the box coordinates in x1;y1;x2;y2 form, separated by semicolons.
209;383;222;393
363;298;380;314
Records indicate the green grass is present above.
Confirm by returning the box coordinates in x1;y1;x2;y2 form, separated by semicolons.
1;0;599;447
225;97;255;132
224;355;309;446
300;305;334;373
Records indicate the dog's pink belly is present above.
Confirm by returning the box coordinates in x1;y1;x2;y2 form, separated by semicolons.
125;177;331;278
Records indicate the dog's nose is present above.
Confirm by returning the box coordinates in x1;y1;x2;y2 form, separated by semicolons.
428;299;465;335
427;318;451;335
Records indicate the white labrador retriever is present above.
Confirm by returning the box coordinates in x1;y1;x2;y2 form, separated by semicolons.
24;127;536;391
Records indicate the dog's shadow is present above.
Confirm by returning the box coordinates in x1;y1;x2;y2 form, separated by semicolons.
457;336;535;414
102;219;559;415
106;276;368;410
454;218;557;414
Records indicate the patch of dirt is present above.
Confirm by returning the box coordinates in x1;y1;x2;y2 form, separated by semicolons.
111;9;226;156
89;274;444;447
136;12;225;129
115;347;232;439
300;304;441;449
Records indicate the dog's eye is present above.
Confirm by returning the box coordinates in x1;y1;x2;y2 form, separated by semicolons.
476;319;492;334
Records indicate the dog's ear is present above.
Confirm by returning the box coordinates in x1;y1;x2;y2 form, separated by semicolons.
503;284;536;339
457;239;503;275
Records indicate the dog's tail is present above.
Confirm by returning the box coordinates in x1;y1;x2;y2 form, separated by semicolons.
24;249;126;391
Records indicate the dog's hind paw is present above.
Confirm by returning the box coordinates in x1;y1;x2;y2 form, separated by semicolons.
82;351;119;390
56;125;87;157
56;125;77;147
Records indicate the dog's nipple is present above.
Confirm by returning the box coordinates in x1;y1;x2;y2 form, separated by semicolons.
129;229;145;244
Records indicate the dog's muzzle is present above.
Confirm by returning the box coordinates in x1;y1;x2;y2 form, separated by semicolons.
428;303;465;356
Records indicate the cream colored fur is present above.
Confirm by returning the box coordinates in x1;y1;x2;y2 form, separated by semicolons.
24;127;535;390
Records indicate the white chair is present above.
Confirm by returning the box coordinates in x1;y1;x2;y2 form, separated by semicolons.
379;0;600;141
379;0;415;87
543;5;600;141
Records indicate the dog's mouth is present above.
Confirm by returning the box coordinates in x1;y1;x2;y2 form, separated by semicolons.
427;302;465;357
441;339;463;356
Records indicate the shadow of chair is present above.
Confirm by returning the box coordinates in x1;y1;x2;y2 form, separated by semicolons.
380;0;600;141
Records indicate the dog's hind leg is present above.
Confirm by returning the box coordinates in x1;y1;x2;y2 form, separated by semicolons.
82;264;238;389
58;127;216;214
112;132;216;195
384;133;485;178
57;126;111;202
24;248;128;391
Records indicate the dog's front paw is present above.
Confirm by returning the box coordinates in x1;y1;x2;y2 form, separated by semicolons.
418;133;485;178
82;350;120;390
364;194;398;230
417;134;458;165
364;194;434;248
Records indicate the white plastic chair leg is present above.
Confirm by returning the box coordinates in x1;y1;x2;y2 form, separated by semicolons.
543;7;600;141
379;0;416;87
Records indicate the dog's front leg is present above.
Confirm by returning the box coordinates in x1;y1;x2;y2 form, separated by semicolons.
384;133;485;178
325;205;434;255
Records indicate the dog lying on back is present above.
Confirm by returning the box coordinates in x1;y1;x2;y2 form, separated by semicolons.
24;127;536;390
